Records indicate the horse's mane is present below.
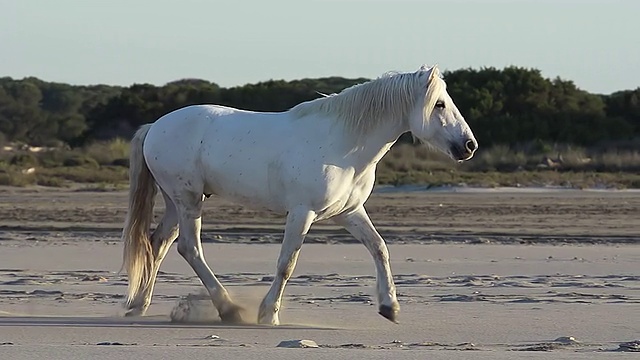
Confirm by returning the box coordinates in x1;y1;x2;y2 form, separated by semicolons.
290;66;444;135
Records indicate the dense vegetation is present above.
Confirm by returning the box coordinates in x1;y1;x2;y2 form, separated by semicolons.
1;67;639;188
1;66;639;147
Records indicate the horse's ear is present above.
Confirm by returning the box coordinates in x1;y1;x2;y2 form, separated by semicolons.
419;64;430;71
428;64;440;82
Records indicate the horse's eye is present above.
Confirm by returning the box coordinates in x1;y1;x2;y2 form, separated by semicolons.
435;101;445;109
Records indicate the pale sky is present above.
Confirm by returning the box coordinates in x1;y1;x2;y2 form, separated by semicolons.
2;0;638;94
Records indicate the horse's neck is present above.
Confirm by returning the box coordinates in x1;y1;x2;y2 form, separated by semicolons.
339;76;417;170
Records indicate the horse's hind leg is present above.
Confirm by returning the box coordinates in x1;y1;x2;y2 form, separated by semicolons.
125;190;179;316
334;206;399;323
258;207;315;325
175;191;243;323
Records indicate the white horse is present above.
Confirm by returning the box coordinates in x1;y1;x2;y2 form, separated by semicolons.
121;65;478;325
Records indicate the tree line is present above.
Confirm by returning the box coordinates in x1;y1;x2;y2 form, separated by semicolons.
0;67;638;148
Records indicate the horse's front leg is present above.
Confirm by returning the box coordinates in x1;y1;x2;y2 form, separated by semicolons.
334;206;399;323
258;207;315;325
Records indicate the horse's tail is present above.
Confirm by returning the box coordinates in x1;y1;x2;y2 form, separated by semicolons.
121;123;157;307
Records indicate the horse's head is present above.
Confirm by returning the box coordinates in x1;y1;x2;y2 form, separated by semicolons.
409;65;478;162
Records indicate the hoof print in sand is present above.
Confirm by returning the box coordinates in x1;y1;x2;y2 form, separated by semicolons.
513;336;580;352
616;340;640;352
277;339;319;348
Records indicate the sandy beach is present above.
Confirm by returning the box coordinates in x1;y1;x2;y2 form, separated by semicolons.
0;186;638;359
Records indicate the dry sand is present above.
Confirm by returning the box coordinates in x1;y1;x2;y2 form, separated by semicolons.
0;186;638;359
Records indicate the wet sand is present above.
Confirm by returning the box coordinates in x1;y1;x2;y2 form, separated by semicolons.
0;186;638;358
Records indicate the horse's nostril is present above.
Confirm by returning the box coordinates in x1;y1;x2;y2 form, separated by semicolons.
465;139;477;153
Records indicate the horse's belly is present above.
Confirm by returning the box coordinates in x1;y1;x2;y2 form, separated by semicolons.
209;183;286;214
204;161;288;214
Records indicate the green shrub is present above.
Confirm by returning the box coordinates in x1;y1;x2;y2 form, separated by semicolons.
111;158;129;167
37;165;127;184
0;171;37;187
83;138;130;165
62;155;99;168
9;153;39;167
36;177;67;187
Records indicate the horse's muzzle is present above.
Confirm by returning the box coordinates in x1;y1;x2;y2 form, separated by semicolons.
450;139;477;162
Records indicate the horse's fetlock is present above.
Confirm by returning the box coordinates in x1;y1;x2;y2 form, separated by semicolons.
280;270;293;281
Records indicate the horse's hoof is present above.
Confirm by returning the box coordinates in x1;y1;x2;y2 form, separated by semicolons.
257;314;279;326
124;307;146;317
219;304;244;324
378;304;399;323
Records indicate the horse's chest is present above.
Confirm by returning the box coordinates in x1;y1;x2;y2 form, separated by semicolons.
314;172;376;221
